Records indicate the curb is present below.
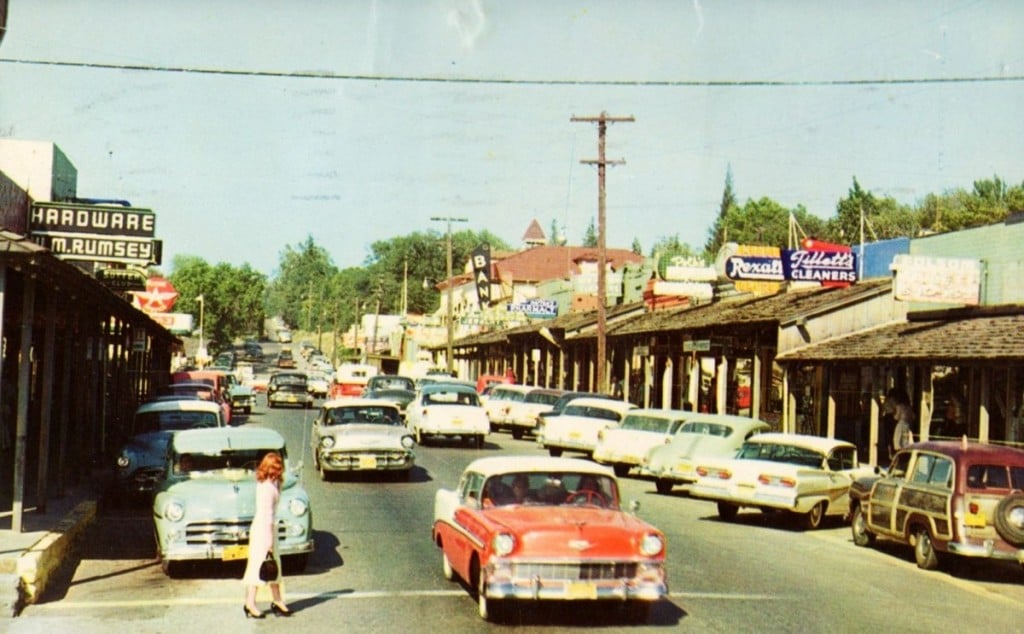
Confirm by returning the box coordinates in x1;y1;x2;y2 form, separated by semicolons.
14;500;97;615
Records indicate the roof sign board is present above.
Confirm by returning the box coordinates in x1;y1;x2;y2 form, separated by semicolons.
891;254;981;305
781;249;858;284
29;201;161;266
30;202;156;237
507;299;558;318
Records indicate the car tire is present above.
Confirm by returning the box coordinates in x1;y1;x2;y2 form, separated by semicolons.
654;479;673;495
442;551;455;581
851;505;876;547
801;501;826;530
613;464;630;478
475;435;485;449
993;492;1024;547
717;502;739;522
160;559;182;578
547;447;563;457
511;429;524;440
283;554;308;574
913;527;941;570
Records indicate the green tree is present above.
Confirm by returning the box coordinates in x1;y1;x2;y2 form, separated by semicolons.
650;234;698;278
828;177;918;244
916;175;1021;235
267;236;338;330
582;217;598;247
630;237;643;255
704;165;738;256
169;255;268;350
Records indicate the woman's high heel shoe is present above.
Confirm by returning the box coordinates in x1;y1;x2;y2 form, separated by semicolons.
271;602;293;617
243;605;265;619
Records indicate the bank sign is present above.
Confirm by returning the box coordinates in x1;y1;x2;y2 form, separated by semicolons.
725;249;857;284
29;202;162;266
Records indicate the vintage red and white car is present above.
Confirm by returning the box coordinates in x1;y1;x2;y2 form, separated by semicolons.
432;455;667;622
689;433;875;529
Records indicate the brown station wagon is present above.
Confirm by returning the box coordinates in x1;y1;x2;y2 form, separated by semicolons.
849;440;1024;571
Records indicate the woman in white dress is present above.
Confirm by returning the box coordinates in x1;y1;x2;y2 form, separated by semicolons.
242;451;293;618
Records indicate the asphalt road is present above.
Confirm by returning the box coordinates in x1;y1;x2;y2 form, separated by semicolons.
13;389;1024;633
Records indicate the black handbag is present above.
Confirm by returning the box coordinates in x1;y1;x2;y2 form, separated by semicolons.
259;552;279;582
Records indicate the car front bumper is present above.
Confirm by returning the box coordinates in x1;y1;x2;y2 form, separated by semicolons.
483;558;667;602
158;520;314;562
320;449;413;472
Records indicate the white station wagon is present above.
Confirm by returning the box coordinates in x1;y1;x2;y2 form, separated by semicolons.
689;433;875;530
539;397;636;458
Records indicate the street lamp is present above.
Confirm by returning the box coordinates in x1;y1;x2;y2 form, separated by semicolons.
431;216;468;376
196;294;206;367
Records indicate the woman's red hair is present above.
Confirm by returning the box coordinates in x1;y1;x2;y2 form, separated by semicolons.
256;451;284;483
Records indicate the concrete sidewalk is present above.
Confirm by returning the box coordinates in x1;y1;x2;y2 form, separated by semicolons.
0;486;97;617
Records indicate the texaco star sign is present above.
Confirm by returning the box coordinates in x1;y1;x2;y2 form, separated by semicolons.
132;276;179;313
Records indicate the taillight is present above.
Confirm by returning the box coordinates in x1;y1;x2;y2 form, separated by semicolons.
697;466;731;479
969;502;979;514
758;474;796;488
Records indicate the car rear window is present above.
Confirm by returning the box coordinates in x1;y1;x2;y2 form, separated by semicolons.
679;422;731;437
620;414;681;434
562;404;623;422
966;464;1024;490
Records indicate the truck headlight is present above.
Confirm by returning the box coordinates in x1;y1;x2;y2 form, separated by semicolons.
164;501;185;522
401;435;415;449
289;498;309;516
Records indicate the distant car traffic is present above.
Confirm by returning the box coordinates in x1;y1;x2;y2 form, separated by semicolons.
689;433;875;530
849;440;1024;571
592;408;690;477
406;383;489;448
267;371;313;409
311;399;415;481
152;427;313;577
501;388;565;439
539;397;637;458
639;414;771;494
432;455;667;622
114;399;224;498
361;387;417;418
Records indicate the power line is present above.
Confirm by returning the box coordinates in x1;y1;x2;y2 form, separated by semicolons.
1;57;1022;87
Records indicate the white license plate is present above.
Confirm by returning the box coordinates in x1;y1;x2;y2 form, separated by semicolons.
566;581;597;600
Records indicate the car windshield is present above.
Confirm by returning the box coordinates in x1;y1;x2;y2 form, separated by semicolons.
424;390;480;406
369;376;415;390
619;414;681;433
524;391;561;405
137;411;219;432
679;421;733;437
277;384;307;394
480;472;619;509
173;448;280;475
562;404;622;421
737;442;825;468
325;406;400;426
272;374;307;387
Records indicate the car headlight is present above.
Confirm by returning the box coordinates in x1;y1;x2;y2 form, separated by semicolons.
289;498;309;516
116;455;131;468
639;533;664;557
491;533;515;557
164;501;185;522
401;435;415;449
320;436;335;449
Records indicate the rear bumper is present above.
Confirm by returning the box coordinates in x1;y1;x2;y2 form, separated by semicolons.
947;539;1024;562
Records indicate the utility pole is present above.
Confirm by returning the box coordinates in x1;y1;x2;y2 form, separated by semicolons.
431;215;469;375
572;111;633;394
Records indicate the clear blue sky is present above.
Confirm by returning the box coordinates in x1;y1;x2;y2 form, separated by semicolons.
1;1;1021;276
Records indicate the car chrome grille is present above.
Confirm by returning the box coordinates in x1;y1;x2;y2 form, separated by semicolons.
184;520;289;545
325;450;410;466
510;561;638;581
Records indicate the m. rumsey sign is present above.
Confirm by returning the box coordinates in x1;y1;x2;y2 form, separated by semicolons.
29;201;162;266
